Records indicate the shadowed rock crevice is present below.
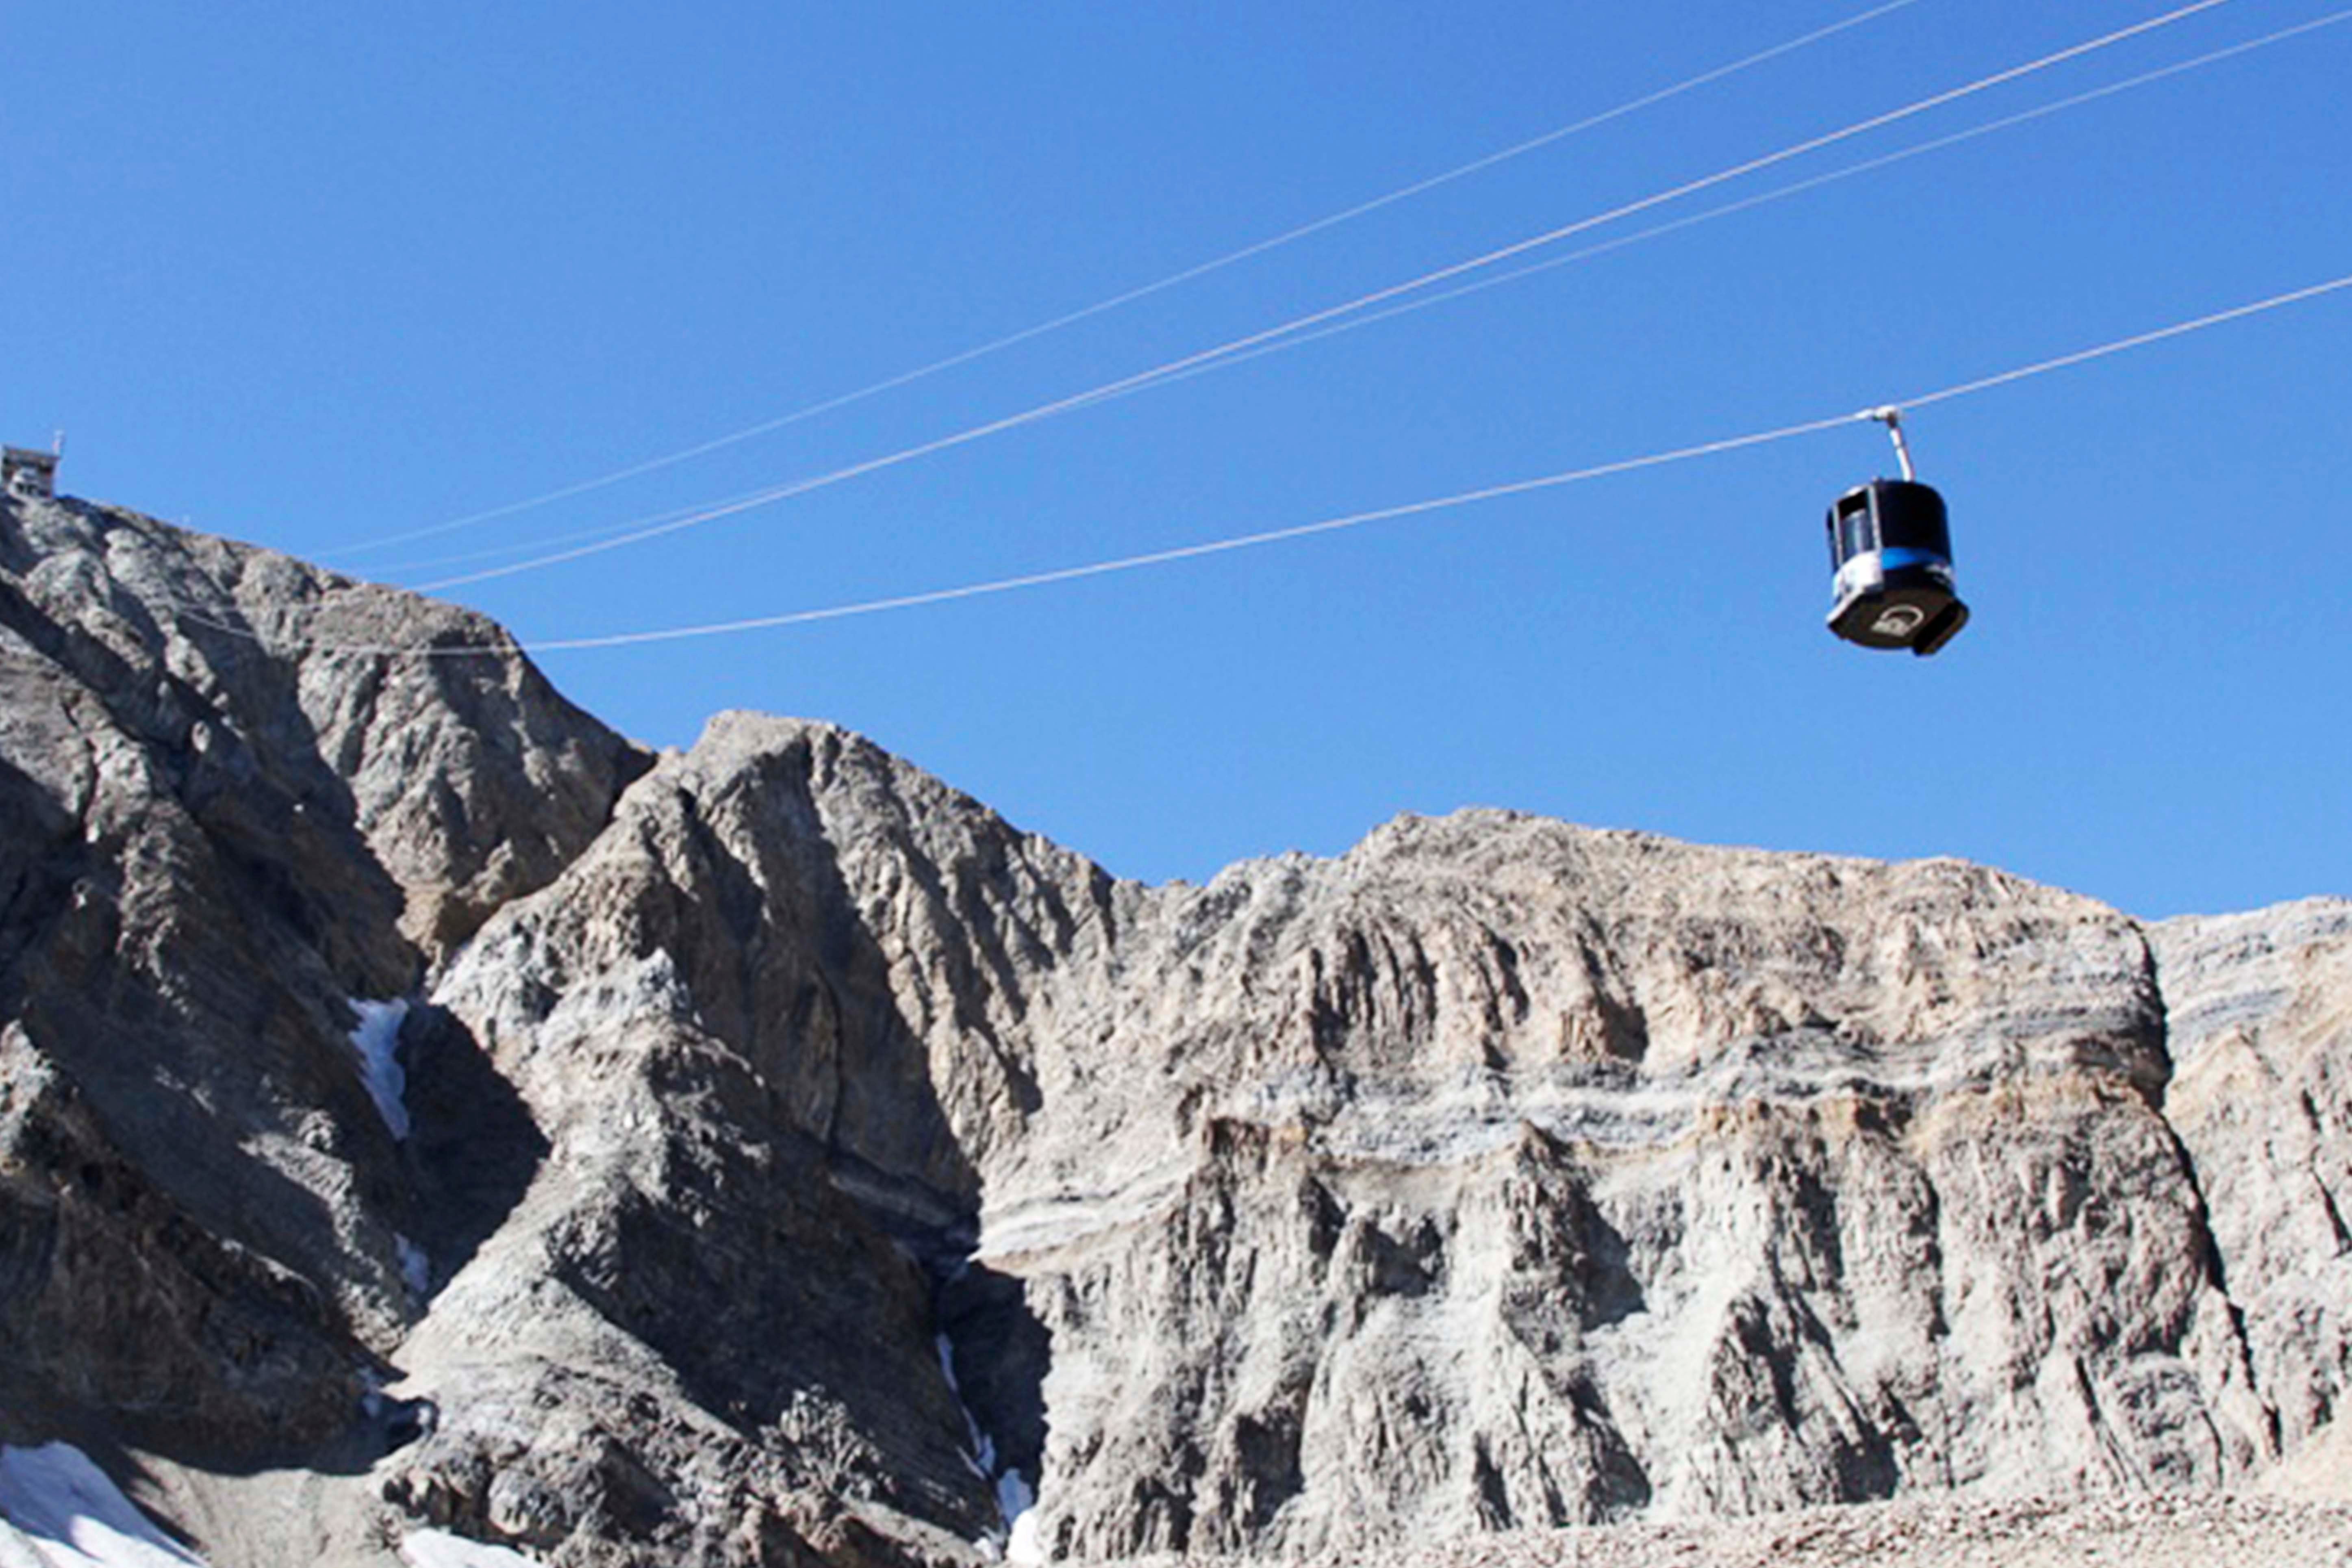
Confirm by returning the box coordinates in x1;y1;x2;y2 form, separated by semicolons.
396;1002;547;1293
937;1257;1053;1510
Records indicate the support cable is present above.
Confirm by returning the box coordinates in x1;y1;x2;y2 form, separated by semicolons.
399;0;2244;594
367;6;2351;581
1042;8;2352;413
160;270;2352;658
336;0;1934;558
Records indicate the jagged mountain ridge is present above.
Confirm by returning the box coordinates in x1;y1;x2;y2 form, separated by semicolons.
0;489;2344;1567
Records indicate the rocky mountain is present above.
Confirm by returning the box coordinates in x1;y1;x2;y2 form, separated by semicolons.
0;485;2345;1567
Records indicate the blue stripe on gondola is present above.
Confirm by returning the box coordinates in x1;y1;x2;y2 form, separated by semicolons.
1879;547;1949;571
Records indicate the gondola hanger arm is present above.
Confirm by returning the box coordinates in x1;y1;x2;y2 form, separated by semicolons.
1858;405;1917;481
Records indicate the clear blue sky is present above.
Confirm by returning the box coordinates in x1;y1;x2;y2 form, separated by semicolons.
6;2;2347;917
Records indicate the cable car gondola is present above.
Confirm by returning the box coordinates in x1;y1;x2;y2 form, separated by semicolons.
1826;408;1968;656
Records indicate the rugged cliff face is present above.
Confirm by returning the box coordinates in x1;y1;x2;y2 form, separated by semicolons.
0;489;2344;1567
0;490;643;1462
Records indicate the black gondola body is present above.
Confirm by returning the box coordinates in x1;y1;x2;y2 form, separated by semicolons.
1825;477;1968;656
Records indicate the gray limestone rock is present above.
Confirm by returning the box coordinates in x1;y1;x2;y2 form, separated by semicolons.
1;491;2345;1567
0;490;641;1458
2153;901;2352;1454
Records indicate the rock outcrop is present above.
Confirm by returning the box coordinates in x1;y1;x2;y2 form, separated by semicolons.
0;486;2344;1567
0;491;643;1454
2154;901;2352;1456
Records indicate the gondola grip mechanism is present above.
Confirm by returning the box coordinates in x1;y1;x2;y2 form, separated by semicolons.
1857;406;1916;482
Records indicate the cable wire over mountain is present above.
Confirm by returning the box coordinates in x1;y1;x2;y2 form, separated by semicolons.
330;0;1936;560
395;0;2252;595
160;270;2352;658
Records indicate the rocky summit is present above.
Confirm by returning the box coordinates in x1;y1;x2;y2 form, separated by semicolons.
0;486;2345;1568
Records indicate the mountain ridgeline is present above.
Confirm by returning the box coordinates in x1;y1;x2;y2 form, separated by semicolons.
0;487;2345;1567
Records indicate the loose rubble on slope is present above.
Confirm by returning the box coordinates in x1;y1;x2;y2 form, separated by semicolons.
1092;1492;2352;1568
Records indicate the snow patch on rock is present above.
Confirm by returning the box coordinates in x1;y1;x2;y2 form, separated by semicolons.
344;998;411;1140
399;1529;539;1566
937;1330;1038;1561
395;1234;431;1298
0;1441;208;1567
